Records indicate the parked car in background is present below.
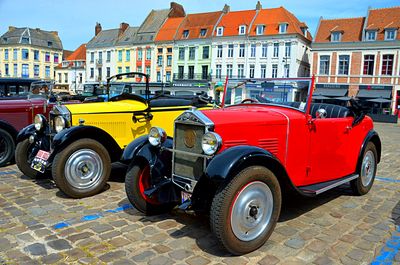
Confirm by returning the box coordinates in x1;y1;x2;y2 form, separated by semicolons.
16;72;214;198
0;77;41;98
123;77;381;255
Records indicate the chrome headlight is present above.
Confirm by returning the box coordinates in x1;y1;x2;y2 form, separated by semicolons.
54;116;66;133
34;114;45;131
148;127;167;147
201;132;222;155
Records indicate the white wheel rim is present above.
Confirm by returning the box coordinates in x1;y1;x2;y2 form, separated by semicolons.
64;149;104;190
361;150;375;187
230;181;273;241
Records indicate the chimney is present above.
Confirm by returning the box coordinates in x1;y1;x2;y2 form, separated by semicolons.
119;22;129;37
169;2;186;18
8;26;16;32
256;1;262;10
95;22;102;36
222;4;230;14
50;31;58;36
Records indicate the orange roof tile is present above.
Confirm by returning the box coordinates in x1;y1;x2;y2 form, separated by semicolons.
155;17;184;42
66;44;86;61
249;7;311;40
215;10;257;36
366;7;400;40
315;17;365;43
176;11;223;40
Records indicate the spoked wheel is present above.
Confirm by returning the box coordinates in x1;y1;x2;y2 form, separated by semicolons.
125;162;175;215
52;139;111;198
351;142;377;196
210;166;281;255
0;129;15;167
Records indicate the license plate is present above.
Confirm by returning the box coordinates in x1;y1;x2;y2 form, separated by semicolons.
31;150;50;173
181;191;192;203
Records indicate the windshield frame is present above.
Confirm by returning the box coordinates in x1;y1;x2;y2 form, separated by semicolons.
106;72;150;101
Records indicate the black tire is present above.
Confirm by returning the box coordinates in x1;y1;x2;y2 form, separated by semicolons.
125;162;175;215
210;166;282;255
351;142;377;196
15;139;46;178
52;138;111;198
0;128;15;167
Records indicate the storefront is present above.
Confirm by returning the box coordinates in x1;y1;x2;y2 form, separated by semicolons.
171;81;210;96
313;84;349;105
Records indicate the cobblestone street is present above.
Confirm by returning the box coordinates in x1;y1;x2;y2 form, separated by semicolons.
0;123;399;265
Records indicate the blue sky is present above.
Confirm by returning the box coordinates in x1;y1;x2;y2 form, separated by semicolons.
0;0;397;50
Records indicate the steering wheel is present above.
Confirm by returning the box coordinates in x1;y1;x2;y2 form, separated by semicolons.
241;98;259;104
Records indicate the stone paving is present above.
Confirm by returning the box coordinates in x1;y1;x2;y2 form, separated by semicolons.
0;122;399;264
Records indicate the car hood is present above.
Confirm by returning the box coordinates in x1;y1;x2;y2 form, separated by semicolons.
63;99;148;114
0;98;46;108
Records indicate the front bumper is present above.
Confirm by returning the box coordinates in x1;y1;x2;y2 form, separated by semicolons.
25;125;55;171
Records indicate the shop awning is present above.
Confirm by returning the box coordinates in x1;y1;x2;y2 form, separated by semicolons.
357;90;392;99
313;88;347;97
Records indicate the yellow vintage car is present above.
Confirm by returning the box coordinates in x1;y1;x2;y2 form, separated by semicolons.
15;72;214;198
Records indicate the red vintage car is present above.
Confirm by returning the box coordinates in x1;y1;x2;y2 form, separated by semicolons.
121;77;381;255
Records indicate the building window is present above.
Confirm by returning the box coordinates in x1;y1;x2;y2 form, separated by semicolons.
33;50;39;60
4;49;8;60
89;52;94;63
216;27;224;36
285;43;291;57
118;67;122;74
13;49;18;60
90;68;94;78
272;64;278;78
365;31;376;41
125;66;130;73
157;55;163;66
363;55;375;75
226;64;233;78
202;65;208;80
79;73;82;83
250;44;256;58
58;73;62;83
166;71;171;82
279;23;288;34
4;64;9;76
157;71;161;82
385;29;396;40
238;64;244;78
146;66;150;76
284;64;289;78
118;50;122;62
98;52;102;63
217;45;223;58
98;68;102;80
179;48;185;60
239;25;246;35
216;64;222;79
249;64;255;78
167;48;172;53
158;48;163;53
126;50;130;62
21;37;29;44
200;29;207;37
331;32;341;42
228;44;234;58
45;66;50;78
183;30;189;38
34;65;39;77
106;67;110;77
22;64;29;78
239;44;245;58
262;44;267;58
319;55;330;75
54;53;59;63
256;25;265;35
64;73;68;83
137;66;142;73
189;47;195;60
381;54;394;75
13;64;17;76
167;55;172;66
137;49;143;61
338;55;350;75
22;49;29;60
188;66;194;79
202;46;210;59
47;41;53;47
146;48;151;60
273;43;279;57
107;51;111;62
261;64;266;78
178;66;184;79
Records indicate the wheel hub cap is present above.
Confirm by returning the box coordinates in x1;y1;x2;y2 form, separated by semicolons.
361;150;375;187
65;149;103;190
231;181;273;241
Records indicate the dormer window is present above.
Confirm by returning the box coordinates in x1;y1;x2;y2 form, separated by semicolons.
183;30;189;38
365;30;376;41
256;25;265;35
385;29;396;41
216;27;224;36
239;25;246;35
47;41;53;47
301;27;307;36
3;37;7;43
279;23;288;34
331;32;342;42
21;37;30;44
200;29;207;37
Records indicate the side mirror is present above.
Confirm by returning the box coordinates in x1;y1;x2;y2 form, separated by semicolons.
315;109;327;119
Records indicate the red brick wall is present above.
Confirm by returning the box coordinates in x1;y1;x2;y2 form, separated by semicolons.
312;53;318;75
375;51;381;76
349;84;358;97
331;52;337;75
337;77;347;83
351;52;362;75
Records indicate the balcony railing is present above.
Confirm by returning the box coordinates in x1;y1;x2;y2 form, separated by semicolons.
173;73;211;81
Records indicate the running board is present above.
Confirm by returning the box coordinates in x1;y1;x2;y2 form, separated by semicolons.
298;174;358;196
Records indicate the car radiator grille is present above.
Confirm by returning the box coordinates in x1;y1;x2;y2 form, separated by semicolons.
173;123;205;181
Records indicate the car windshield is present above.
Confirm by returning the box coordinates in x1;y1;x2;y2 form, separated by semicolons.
29;81;54;98
83;84;99;94
223;78;311;112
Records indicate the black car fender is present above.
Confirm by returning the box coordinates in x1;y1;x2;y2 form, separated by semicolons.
0;120;18;141
16;124;35;142
120;135;149;164
51;125;122;162
356;130;381;173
